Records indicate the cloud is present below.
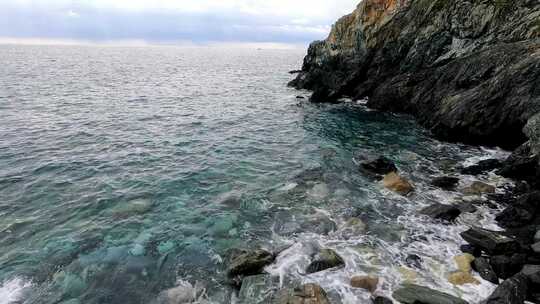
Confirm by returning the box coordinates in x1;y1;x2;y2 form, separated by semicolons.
0;0;359;44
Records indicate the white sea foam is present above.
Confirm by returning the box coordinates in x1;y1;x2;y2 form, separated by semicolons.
0;278;31;304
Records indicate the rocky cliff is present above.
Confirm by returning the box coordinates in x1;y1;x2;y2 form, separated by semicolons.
290;0;540;152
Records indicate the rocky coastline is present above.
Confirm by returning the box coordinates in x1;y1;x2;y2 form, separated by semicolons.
281;0;540;303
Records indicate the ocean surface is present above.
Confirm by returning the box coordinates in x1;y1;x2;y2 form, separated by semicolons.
0;45;511;304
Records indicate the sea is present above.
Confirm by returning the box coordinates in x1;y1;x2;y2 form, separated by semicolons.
0;45;511;304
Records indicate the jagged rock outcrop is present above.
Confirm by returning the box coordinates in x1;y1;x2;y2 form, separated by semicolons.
290;0;540;151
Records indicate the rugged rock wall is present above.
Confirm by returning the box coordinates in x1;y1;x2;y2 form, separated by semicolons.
290;0;540;151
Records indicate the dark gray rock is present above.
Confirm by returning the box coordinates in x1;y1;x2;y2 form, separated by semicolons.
496;191;540;228
490;254;527;280
472;257;499;284
372;296;393;304
460;227;518;255
460;244;482;257
420;204;461;222
405;254;422;269
521;264;540;285
306;249;345;274
227;249;275;278
461;159;503;176
532;242;540;253
392;284;468;304
485;273;529;304
359;156;397;178
456;203;478;214
431;176;460;190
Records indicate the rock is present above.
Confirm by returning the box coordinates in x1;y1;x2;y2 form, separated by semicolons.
289;0;540;151
535;230;540;242
431;176;460;190
382;172;413;195
306;249;345;274
472;257;499;284
521;264;540;285
274;284;330;304
360;156;397;178
462;182;496;195
227;249;275;278
496;191;540;228
392;284;468;304
447;271;480;286
405;254;422;269
289;70;302;74
532;242;540;253
454;254;475;273
460;227;517;255
162;281;204;304
500;143;540;187
456;203;478;214
398;267;417;283
296;96;305;99
460;244;482;257
490;254;527;280
372;297;393;304
485;273;529;304
341;218;367;237
238;275;279;304
350;275;379;292
420;204;461;222
461;159;503;175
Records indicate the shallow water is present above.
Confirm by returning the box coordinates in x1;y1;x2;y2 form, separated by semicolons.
0;45;510;304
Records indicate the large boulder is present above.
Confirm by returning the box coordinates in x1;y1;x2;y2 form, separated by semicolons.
460;227;518;255
420;204;461;222
306;249;345;274
490;254;527;280
472;257;499;284
496;191;540;228
485;273;529;304
227;249;275;278
273;284;330;304
392;284;468;304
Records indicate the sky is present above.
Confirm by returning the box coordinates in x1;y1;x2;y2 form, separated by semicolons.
0;0;360;46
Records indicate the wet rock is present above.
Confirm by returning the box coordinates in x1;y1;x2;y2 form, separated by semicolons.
521;264;540;285
360;156;397;178
500;143;540;187
392;284;468;304
535;230;540;242
447;271;480;286
485;273;528;304
462;181;496;195
460;244;482;257
372;296;393;304
274;283;330;304
398;267;418;283
110;198;153;218
420;204;461;222
461;159;503;176
454;254;475;273
227;249;275;278
296;96;305;99
456;203;478;214
238;275;279;304
161;281;204;304
496;191;540;228
405;254;422;269
460;227;517;255
340;218;367;238
350;275;379;292
532;242;540;253
306;249;345;274
294;167;324;185
490;254;527;280
472;257;499;284
431;176;460;190
289;70;302;74
382;172;413;195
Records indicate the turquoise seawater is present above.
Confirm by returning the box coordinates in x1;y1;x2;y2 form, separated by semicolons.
0;45;508;303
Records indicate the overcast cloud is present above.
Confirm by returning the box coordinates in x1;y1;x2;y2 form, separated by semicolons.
0;0;359;45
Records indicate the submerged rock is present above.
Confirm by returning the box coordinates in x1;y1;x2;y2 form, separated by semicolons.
382;172;413;195
420;204;461;222
306;249;345;274
350;275;379;293
238;275;279;304
462;181;496;195
227;249;275;278
485;273;529;304
405;254;422;269
274;284;330;304
360;156;397;178
447;271;480;286
392;284;468;304
460;227;517;255
431;176;460;190
372;296;393;304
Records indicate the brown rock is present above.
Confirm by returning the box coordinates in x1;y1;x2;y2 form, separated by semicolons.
448;271;480;285
382;172;414;195
463;181;496;195
351;275;379;292
275;283;330;304
454;254;475;273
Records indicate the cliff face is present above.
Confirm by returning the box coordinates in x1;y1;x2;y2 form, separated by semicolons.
290;0;540;150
